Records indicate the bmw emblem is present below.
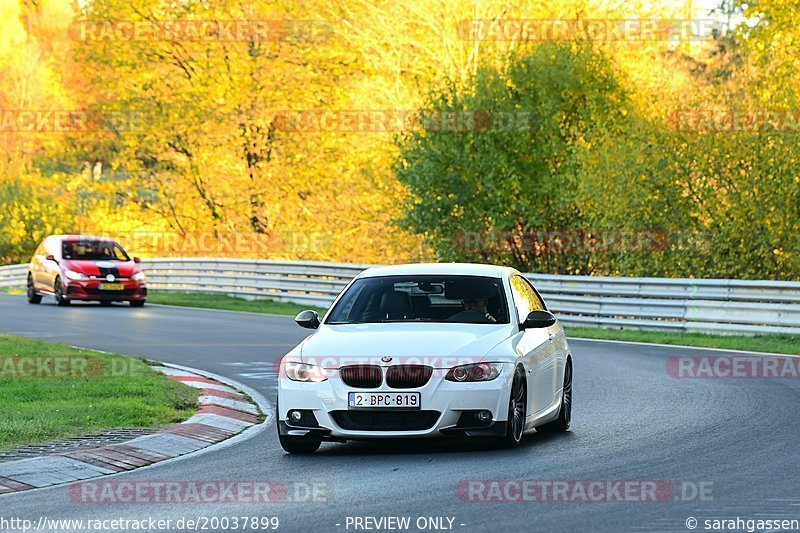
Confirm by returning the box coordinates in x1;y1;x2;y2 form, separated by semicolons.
381;356;392;363
106;274;115;282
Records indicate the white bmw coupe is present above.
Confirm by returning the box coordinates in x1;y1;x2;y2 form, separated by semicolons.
276;263;572;453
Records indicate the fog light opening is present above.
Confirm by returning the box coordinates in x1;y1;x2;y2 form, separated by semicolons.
477;410;492;423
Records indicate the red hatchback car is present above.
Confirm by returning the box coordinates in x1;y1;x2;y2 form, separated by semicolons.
27;235;147;307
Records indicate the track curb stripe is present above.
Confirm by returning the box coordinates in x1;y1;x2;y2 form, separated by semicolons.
0;365;263;495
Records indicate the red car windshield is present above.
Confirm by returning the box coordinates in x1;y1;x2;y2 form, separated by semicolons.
62;240;130;261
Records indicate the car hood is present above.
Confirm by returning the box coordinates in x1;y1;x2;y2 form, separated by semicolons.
299;323;513;368
61;259;139;277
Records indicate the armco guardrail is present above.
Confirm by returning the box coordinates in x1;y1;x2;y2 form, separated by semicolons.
528;273;800;335
0;264;28;289
141;258;369;308
2;259;799;335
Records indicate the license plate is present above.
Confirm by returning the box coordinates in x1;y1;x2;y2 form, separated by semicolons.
348;392;420;409
99;283;124;291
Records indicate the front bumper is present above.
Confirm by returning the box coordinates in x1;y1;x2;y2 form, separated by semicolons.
64;280;147;301
277;364;513;440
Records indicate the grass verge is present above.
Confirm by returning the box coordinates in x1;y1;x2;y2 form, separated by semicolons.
148;290;327;316
566;326;800;355
0;334;198;451
0;286;24;295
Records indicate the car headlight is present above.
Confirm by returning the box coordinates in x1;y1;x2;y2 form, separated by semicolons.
445;363;503;382
64;269;88;280
131;271;146;281
284;362;328;383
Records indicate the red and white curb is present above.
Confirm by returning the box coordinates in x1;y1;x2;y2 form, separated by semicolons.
0;365;264;495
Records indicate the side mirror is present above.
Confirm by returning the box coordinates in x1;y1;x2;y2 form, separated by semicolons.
133;257;141;263
521;310;557;330
295;310;321;329
45;254;57;263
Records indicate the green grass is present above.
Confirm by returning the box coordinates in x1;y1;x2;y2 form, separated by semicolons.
0;286;24;295
0;334;198;451
566;326;800;355
148;290;327;316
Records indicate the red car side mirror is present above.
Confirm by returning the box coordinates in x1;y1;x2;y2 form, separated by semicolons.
45;254;57;262
133;257;141;263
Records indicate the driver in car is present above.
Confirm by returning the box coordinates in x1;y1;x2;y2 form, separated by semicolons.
448;297;497;323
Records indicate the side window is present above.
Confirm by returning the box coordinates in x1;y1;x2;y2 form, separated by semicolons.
510;275;545;323
113;244;129;260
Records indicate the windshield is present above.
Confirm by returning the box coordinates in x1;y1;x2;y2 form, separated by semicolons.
326;275;509;324
62;240;130;261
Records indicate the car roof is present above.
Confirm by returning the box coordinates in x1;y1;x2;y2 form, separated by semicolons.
47;235;118;242
356;263;515;279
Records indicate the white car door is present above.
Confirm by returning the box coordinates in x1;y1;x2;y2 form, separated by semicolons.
509;275;559;419
546;320;568;408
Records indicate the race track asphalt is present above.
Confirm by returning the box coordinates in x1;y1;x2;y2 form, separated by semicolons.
0;293;798;532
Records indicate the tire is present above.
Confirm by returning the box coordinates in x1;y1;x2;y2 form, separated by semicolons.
130;300;145;307
26;275;42;304
538;360;572;433
54;277;70;306
499;366;526;448
278;432;321;454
